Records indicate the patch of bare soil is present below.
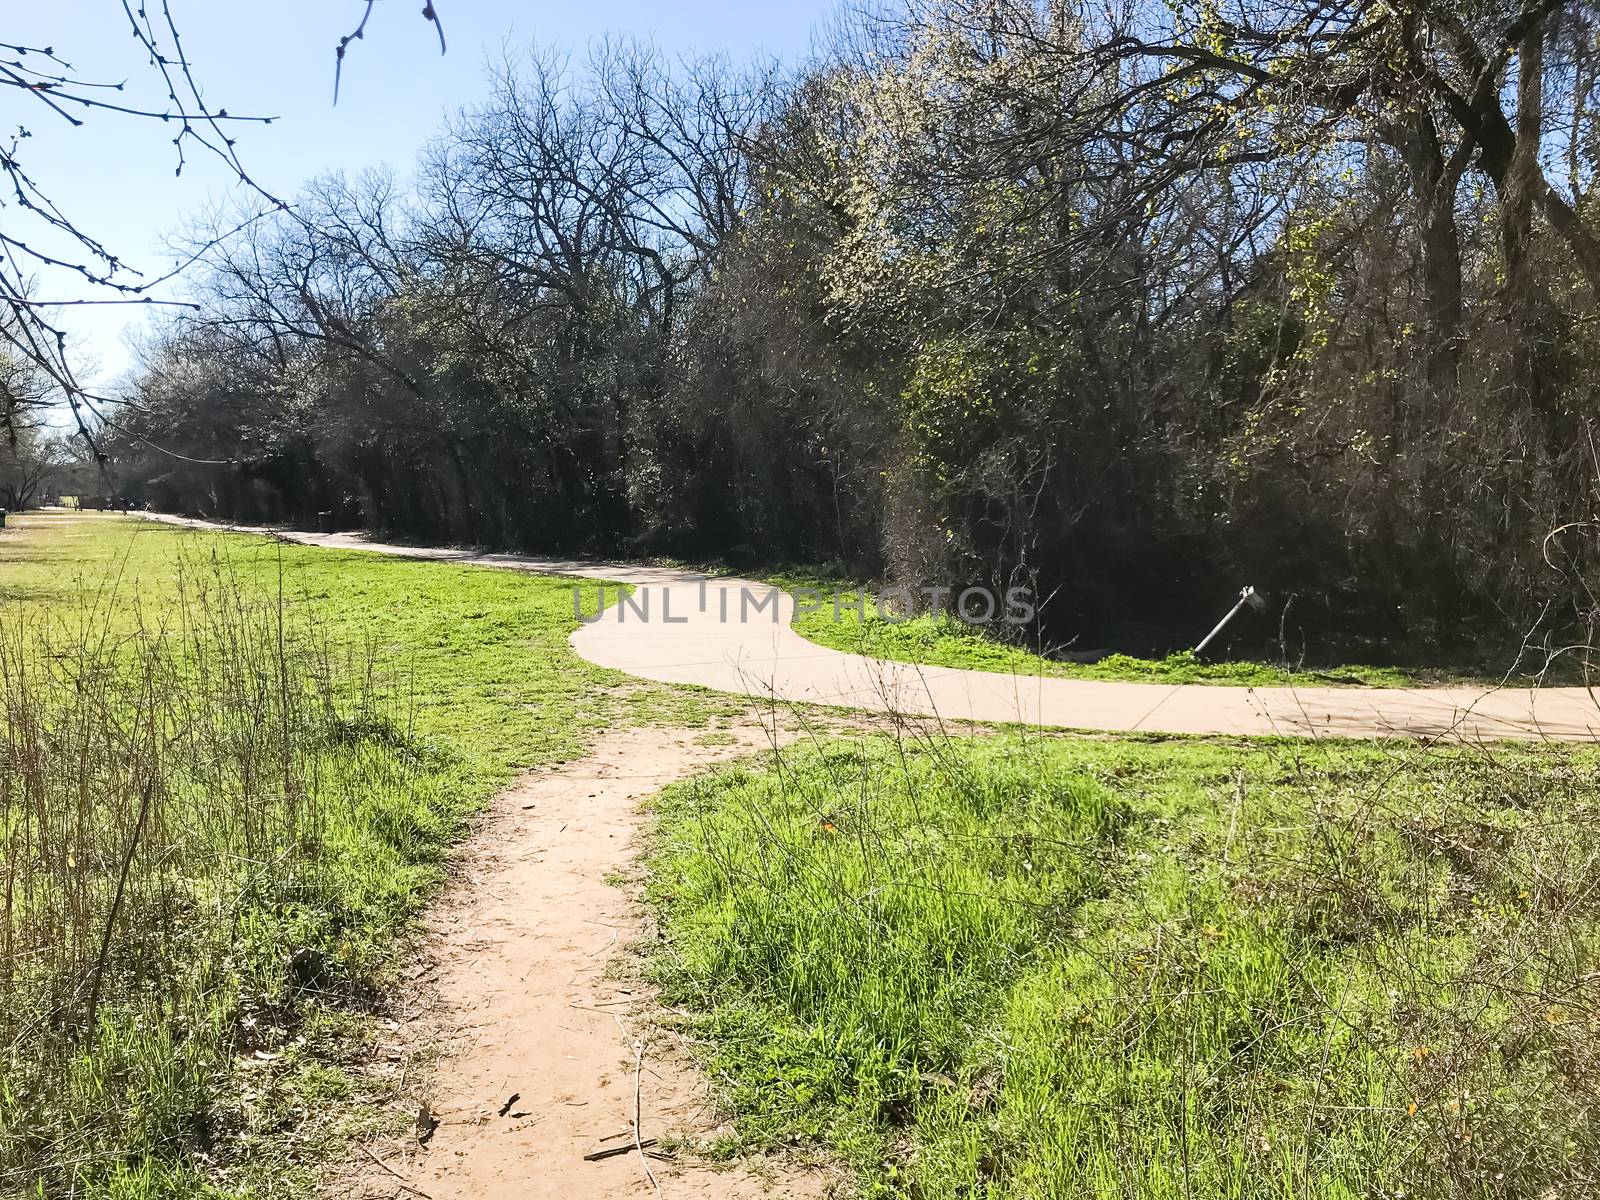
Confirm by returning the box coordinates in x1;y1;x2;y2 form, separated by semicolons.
337;721;837;1200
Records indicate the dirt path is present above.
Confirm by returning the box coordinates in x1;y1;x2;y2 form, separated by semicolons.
344;723;832;1200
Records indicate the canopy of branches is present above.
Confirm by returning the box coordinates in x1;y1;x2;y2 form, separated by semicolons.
110;0;1600;655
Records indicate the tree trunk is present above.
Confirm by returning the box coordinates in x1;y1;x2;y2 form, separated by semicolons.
1421;191;1465;396
1400;115;1465;398
1503;20;1543;276
1504;19;1547;407
1466;54;1600;299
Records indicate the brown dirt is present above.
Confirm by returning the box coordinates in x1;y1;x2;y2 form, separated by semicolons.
339;721;838;1200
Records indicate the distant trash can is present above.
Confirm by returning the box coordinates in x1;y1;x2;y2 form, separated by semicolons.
0;510;7;528
317;510;335;533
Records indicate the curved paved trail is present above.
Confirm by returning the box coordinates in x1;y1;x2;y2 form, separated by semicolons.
154;518;1600;741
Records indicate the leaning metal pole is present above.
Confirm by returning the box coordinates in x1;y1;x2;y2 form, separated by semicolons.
1195;586;1264;656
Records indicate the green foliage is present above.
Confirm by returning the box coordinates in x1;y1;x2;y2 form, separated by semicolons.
900;329;1079;486
650;734;1600;1198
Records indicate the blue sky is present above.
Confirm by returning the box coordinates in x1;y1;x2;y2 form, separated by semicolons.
12;1;834;387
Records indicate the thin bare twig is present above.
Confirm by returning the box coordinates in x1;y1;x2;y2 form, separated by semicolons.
359;1142;433;1199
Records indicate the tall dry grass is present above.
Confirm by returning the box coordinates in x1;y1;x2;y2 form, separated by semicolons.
0;550;414;1192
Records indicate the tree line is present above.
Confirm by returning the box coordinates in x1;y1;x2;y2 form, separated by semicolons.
108;0;1600;660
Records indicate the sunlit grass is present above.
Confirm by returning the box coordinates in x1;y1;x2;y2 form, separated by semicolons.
649;732;1600;1197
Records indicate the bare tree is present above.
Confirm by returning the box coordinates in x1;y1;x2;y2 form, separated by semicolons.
0;4;446;453
0;422;67;508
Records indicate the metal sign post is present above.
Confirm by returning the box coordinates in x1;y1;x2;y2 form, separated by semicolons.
1195;586;1266;656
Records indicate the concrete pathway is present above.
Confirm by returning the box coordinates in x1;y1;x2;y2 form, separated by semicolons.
150;518;1600;741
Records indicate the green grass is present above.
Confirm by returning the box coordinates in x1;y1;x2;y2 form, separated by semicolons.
3;512;721;766
648;731;1600;1198
769;573;1478;687
0;511;727;1199
11;512;1591;1198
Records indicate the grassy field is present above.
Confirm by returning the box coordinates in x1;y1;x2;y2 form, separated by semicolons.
648;732;1600;1198
10;512;1596;1200
769;574;1520;688
0;512;723;1199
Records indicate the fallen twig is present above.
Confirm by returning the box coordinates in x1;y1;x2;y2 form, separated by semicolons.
633;1035;663;1199
360;1143;433;1199
583;1137;658;1162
